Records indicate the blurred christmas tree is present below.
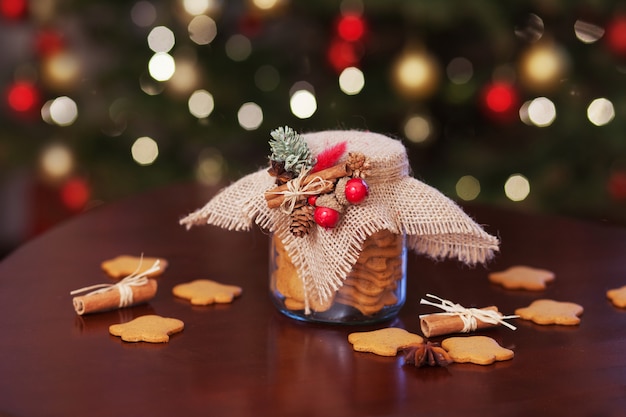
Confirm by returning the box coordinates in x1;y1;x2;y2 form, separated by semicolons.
1;0;626;255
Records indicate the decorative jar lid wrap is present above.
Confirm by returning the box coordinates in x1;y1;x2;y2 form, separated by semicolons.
181;130;499;310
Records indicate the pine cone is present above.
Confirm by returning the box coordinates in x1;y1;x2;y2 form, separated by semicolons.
346;152;371;178
290;203;315;237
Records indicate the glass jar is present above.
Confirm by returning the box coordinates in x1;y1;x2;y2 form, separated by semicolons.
269;229;406;324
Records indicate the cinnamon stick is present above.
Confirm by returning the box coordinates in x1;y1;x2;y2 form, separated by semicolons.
264;163;351;207
72;279;158;315
420;306;501;338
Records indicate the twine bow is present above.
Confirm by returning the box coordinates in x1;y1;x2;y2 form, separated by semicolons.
70;258;161;308
267;170;333;214
419;293;518;332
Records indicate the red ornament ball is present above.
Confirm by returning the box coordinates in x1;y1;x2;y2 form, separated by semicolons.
307;195;318;206
481;82;518;122
608;171;626;201
606;15;626;56
344;178;369;204
314;206;340;229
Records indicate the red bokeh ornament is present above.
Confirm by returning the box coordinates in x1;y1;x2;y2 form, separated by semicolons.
61;177;90;211
0;0;27;20
337;14;365;42
35;29;65;57
606;15;626;56
7;81;39;113
314;206;340;229
480;82;519;122
608;171;626;201
344;178;369;204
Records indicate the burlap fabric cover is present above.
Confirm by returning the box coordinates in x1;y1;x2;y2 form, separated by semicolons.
181;130;499;310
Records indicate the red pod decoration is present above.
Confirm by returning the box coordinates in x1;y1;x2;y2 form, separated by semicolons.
344;178;369;204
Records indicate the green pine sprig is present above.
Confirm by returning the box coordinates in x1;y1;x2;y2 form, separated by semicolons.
268;126;315;175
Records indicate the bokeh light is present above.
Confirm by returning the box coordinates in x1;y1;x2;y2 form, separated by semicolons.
519;43;568;91
49;96;78;126
225;34;252;61
195;148;224;186
338;66;365;95
403;114;432;143
337;14;365;42
7;81;39;112
182;0;218;16
237;102;263;130
526;97;556;127
148;52;176;81
188;89;214;118
147;26;175;53
514;13;544;42
574;20;604;44
504;174;530;201
586;98;614;126
446;57;473;84
131;1;157;27
131;136;159;165
61;177;90;211
167;57;200;94
40;144;74;181
456;175;481;201
252;0;281;10
42;51;81;89
188;15;217;45
392;50;439;98
290;89;317;119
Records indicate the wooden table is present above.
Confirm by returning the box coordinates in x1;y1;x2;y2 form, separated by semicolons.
1;182;625;417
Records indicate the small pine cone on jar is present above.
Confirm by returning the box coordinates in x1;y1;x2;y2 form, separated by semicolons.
346;152;371;178
290;203;316;237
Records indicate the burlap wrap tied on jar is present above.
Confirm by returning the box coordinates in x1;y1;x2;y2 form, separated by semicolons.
181;130;499;321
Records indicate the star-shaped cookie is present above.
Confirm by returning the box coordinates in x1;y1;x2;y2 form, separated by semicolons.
488;265;555;290
109;315;184;343
172;279;242;305
441;336;514;365
607;285;626;308
348;327;424;356
515;299;583;325
101;255;167;279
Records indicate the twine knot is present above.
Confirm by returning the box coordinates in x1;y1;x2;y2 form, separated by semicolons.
70;257;160;308
269;170;333;214
419;293;518;332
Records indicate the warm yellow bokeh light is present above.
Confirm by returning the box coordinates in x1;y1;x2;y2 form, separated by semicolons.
504;174;530;202
456;175;481;201
392;51;439;98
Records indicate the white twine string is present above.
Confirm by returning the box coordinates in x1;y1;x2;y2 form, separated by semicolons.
419;293;518;332
267;170;333;214
70;257;160;308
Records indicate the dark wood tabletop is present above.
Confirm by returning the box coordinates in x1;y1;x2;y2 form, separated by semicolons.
1;182;625;417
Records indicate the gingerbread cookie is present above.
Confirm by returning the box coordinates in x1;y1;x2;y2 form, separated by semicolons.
515;299;583;325
172;279;242;305
488;265;555;291
109;315;184;343
101;255;167;279
348;327;424;356
607;285;626;308
441;336;514;365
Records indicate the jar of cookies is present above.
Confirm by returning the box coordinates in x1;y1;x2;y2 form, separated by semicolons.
180;127;500;326
270;230;406;324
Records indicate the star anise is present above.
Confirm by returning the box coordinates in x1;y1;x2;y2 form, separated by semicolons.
402;341;453;367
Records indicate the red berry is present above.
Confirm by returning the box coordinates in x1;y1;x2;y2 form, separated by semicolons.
307;195;318;206
344;178;369;204
314;206;340;229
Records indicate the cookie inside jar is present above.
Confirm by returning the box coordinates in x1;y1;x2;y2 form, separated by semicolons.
270;229;406;324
